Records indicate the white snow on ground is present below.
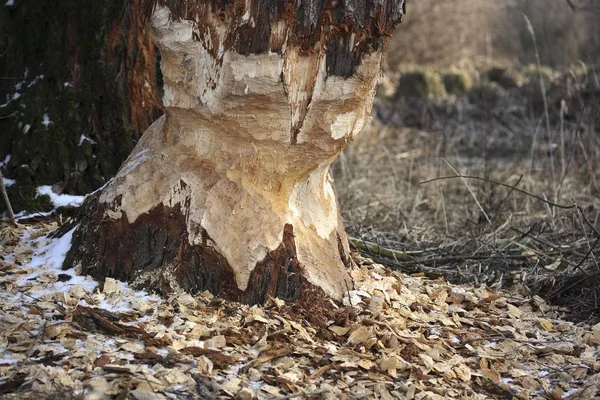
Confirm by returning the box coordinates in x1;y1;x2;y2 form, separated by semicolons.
0;223;163;378
14;210;54;221
41;113;52;127
17;228;97;296
2;177;15;187
12;225;160;311
5;0;14;6
36;185;85;207
0;154;10;167
78;133;96;146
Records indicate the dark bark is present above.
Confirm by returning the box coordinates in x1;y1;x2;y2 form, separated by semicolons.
0;0;162;213
143;0;405;77
66;191;317;303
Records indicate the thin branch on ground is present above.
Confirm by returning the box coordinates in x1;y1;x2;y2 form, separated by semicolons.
442;159;492;224
420;174;600;237
0;169;17;226
272;390;328;400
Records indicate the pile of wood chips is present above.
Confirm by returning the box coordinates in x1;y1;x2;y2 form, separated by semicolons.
1;222;599;399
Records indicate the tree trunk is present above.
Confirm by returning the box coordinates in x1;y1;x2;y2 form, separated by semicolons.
65;0;405;304
0;0;162;214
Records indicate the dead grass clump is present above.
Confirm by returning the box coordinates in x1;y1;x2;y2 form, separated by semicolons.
395;70;447;100
482;66;524;89
467;81;508;106
442;70;474;96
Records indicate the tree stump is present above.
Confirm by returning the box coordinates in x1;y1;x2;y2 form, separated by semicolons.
65;0;405;304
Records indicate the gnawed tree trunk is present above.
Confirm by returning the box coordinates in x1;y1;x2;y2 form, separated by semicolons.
65;0;405;304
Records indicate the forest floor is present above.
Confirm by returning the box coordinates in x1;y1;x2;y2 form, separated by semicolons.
333;64;600;324
1;65;599;399
0;220;599;400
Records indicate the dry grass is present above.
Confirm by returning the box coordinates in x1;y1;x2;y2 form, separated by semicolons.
333;67;600;323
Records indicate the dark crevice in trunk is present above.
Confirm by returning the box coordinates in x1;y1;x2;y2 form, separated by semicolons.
64;195;315;305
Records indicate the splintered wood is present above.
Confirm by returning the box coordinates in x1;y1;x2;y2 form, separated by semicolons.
1;222;599;399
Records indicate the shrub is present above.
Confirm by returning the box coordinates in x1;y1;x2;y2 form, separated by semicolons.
442;70;474;95
522;64;556;86
468;81;508;105
521;64;557;108
395;70;447;99
482;67;524;89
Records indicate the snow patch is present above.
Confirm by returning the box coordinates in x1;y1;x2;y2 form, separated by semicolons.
16;228;98;297
0;154;10;167
27;228;76;270
2;177;15;187
36;186;85;208
78;134;96;146
89;179;111;195
41;113;52;128
15;210;54;221
5;0;14;6
27;75;44;88
0;357;21;365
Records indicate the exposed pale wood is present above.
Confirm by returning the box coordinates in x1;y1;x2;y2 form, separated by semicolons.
65;0;405;303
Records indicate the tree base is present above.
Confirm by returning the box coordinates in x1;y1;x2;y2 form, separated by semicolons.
65;191;352;304
61;0;407;304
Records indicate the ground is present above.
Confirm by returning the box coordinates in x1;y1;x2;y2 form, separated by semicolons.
0;219;599;399
334;63;600;323
1;55;599;400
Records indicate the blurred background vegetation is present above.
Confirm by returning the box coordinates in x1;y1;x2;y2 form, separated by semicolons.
386;0;599;70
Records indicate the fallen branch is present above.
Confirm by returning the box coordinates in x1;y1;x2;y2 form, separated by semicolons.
272;390;328;400
349;237;412;262
421;174;600;237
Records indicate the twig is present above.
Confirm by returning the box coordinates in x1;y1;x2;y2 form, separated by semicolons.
524;14;555;184
0;169;16;226
494;174;523;216
349;238;412;262
344;279;353;307
442;159;492;224
271;390;328;400
557;106;586;200
420;175;600;237
350;235;576;270
510;227;586;258
546;237;600;300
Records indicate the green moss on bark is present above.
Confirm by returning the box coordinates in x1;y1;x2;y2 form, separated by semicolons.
0;0;161;214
